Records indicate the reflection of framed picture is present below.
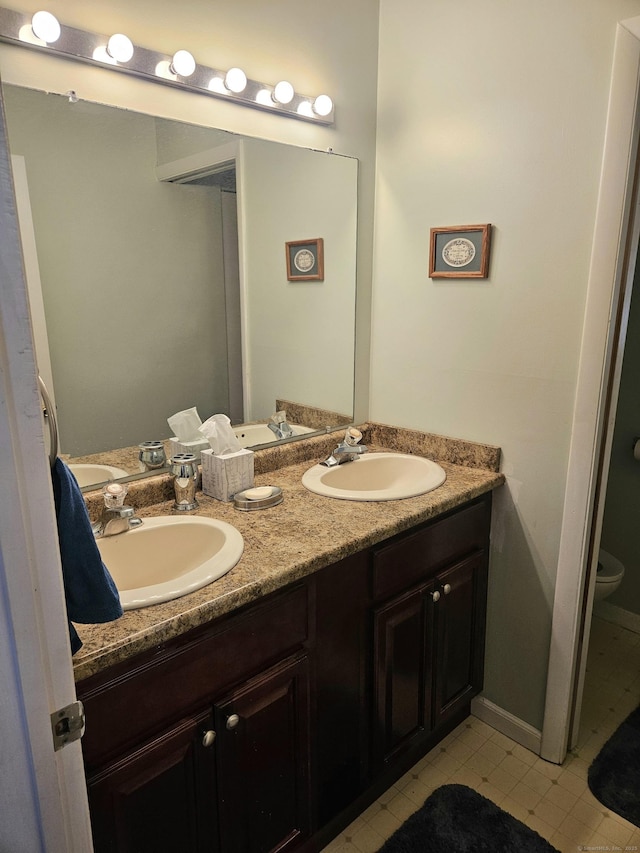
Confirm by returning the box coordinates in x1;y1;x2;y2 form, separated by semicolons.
429;224;492;278
286;238;324;281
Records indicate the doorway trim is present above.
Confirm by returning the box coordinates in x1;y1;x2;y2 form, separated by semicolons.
0;82;94;849
156;140;248;422
541;17;640;763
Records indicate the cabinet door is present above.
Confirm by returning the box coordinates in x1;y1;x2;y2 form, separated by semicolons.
214;653;311;853
87;709;218;853
372;585;434;768
433;551;487;727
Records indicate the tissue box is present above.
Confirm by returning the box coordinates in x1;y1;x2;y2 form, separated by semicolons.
169;436;211;461
201;448;254;501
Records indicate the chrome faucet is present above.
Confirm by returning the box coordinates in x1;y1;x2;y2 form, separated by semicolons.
94;505;143;538
320;428;368;467
268;411;294;440
93;482;143;537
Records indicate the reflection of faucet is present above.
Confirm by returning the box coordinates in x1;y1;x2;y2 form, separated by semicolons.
268;411;294;440
94;505;143;538
321;428;368;467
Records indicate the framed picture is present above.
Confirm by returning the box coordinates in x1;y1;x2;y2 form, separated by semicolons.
286;238;324;281
429;224;492;279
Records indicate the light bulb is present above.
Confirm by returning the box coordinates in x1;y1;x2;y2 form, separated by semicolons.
31;10;60;43
296;101;314;118
208;77;227;95
225;67;247;94
107;33;134;63
255;88;273;107
273;80;294;105
313;94;333;117
170;49;196;77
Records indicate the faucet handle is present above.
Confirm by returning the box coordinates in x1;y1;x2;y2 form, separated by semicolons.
102;481;128;507
344;427;363;447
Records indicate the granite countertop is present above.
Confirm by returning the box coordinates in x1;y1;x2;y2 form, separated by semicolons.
73;424;505;683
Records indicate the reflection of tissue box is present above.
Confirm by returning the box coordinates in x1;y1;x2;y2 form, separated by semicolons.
201;448;254;501
169;436;210;461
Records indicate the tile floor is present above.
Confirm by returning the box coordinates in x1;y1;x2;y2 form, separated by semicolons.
322;615;640;853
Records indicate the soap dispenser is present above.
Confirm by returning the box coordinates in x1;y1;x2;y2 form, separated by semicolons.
171;453;199;511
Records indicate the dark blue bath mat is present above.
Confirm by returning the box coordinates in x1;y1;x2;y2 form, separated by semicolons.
377;784;559;852
588;704;640;828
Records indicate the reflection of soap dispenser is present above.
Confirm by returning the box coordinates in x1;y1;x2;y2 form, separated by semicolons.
138;441;167;472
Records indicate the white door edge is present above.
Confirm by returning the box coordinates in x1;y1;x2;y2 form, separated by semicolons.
540;18;640;763
0;83;93;850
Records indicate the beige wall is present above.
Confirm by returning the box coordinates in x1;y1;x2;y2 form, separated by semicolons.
5;0;639;736
373;0;640;729
241;138;357;420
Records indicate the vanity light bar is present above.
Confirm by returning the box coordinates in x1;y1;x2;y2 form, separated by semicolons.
0;7;335;125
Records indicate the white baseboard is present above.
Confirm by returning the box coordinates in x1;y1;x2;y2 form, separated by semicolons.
593;601;640;634
471;696;542;756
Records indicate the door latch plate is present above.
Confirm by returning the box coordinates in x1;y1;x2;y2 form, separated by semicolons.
51;700;85;751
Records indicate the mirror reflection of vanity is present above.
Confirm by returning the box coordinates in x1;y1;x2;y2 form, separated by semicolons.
2;83;358;485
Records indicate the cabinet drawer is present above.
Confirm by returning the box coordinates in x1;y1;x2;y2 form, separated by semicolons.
79;583;309;770
372;496;490;600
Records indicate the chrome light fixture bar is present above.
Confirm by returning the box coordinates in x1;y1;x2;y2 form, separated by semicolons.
0;7;335;125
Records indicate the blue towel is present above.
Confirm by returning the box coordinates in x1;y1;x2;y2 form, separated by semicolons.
51;458;123;653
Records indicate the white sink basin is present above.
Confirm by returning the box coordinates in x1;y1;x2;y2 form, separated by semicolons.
233;422;315;448
70;463;129;488
97;516;244;610
302;452;446;501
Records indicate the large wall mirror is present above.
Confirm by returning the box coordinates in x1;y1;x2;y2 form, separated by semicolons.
2;83;358;484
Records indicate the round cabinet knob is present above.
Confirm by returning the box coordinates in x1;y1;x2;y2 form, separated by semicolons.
202;730;216;748
443;583;452;595
431;590;441;602
226;714;240;730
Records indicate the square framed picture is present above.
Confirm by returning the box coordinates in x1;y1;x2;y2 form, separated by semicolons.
429;224;492;278
286;238;324;281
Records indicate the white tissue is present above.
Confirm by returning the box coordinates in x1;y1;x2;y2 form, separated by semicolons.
634;438;640;462
167;407;202;442
199;414;243;456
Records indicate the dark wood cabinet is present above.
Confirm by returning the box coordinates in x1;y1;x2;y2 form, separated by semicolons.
373;581;434;768
432;552;487;729
214;653;311;853
78;494;493;853
371;550;487;769
87;709;218;853
368;494;490;775
79;584;311;853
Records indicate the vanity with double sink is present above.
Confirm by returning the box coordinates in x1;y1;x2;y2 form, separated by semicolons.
74;422;504;853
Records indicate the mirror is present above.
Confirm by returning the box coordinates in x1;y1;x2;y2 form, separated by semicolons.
3;84;357;482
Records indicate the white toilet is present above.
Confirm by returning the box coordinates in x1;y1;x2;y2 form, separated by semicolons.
594;548;625;601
